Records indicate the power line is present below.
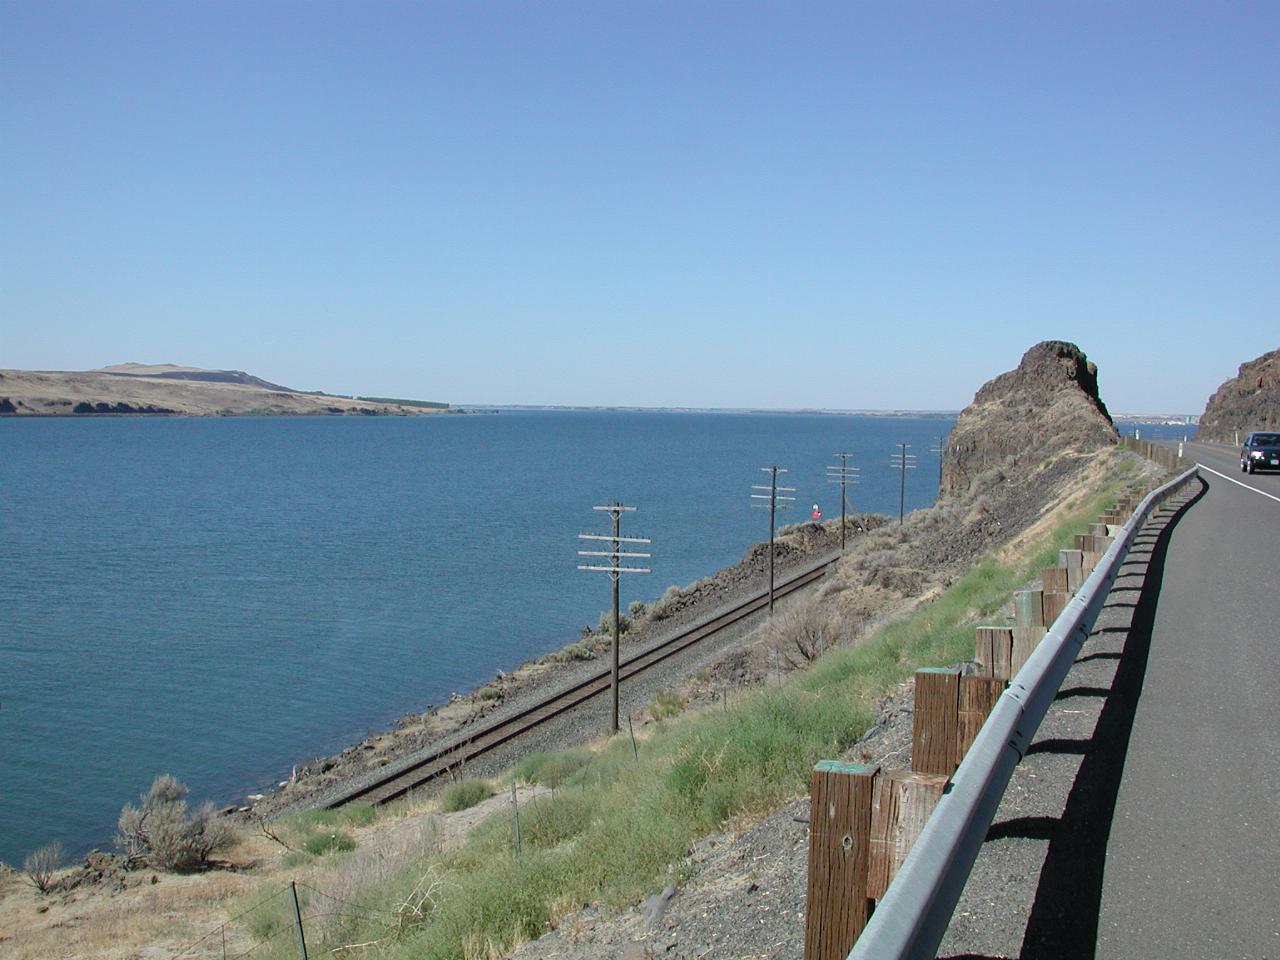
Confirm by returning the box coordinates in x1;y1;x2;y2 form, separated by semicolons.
826;453;860;552
750;466;795;613
577;503;651;735
889;442;917;524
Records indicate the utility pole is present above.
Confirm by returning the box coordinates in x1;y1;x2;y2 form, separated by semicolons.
750;466;795;613
577;504;650;735
890;443;917;525
929;435;945;488
826;453;860;552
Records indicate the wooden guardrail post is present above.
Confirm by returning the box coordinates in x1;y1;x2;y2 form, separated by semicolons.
1014;589;1045;627
1012;625;1045;675
974;626;1013;679
913;670;1007;776
806;761;877;960
1059;549;1085;590
867;770;950;900
912;668;960;775
958;676;1006;756
1041;566;1069;595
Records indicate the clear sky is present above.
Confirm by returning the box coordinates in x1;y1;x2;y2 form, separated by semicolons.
2;1;1276;412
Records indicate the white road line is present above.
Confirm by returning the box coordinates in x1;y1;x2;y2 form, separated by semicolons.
1198;464;1280;505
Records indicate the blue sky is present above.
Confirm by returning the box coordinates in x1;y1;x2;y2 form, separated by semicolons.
3;1;1276;412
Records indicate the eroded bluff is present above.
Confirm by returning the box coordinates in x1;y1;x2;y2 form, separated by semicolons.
941;340;1118;497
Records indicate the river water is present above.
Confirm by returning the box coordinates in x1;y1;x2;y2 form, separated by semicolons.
0;410;954;865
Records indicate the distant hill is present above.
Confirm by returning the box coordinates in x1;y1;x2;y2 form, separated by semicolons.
1196;347;1280;442
0;364;447;417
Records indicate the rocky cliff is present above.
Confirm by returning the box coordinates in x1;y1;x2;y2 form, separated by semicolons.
1196;347;1280;442
941;341;1118;497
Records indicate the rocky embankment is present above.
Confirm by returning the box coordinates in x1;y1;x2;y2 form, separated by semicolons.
1196;346;1280;441
941;340;1117;498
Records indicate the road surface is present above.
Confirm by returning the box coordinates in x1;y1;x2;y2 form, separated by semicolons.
1095;442;1280;959
939;441;1279;959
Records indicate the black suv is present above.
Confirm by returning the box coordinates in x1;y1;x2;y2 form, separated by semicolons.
1240;431;1280;474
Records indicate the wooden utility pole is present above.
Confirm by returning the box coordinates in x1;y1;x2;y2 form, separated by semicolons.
577;504;651;735
890;442;917;524
751;466;795;612
826;453;859;552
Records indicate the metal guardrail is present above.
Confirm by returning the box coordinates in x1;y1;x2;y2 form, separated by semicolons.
848;464;1200;960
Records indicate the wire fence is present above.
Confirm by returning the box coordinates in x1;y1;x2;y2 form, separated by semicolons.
165;878;410;960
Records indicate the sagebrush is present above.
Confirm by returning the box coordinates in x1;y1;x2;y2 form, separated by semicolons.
116;774;233;871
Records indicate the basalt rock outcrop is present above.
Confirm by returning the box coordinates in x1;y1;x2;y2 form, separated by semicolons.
941;341;1118;497
1196;347;1280;442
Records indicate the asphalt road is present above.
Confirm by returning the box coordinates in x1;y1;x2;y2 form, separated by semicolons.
1095;441;1280;958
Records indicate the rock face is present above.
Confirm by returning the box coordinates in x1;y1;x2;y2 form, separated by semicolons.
942;341;1118;497
1196;347;1280;442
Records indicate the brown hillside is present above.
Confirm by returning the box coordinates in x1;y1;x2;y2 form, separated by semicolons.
1196;347;1280;442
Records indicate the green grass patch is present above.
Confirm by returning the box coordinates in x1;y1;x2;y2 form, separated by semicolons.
440;779;495;813
302;830;356;856
515;748;593;788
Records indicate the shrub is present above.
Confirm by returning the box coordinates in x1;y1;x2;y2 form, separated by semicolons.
768;598;849;668
628;600;647;618
440;779;494;813
477;685;502;701
597;610;632;635
648;585;682;621
23;841;63;893
550;640;596;663
115;774;234;872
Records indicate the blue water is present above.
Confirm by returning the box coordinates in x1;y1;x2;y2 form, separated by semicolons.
0;411;950;865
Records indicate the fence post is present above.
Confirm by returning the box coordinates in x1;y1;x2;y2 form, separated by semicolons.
805;761;877;960
1011;625;1046;676
1058;549;1085;590
289;881;309;960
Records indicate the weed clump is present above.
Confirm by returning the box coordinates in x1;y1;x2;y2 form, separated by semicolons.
649;687;686;720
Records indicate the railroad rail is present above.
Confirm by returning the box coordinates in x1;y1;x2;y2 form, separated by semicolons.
324;551;839;808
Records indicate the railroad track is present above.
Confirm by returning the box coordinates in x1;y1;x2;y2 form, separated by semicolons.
324;552;839;808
